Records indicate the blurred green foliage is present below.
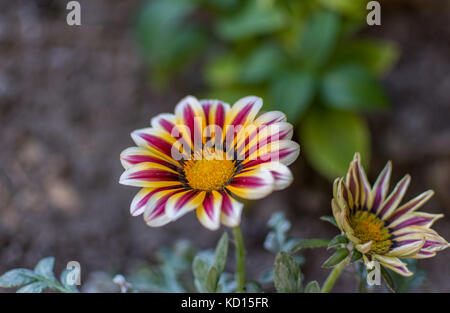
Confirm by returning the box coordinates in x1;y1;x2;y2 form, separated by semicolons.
134;0;399;179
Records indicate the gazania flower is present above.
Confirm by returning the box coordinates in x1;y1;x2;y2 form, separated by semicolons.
332;153;448;276
119;96;300;230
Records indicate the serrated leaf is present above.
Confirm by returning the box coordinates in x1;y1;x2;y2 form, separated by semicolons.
0;269;38;288
328;235;348;248
269;71;315;123
16;281;48;293
205;267;220;293
288;238;330;254
322;248;349;268
320;215;338;227
350;250;363;263
34;257;56;280
321;64;388;111
273;252;302;293
300;108;370;179
245;281;263;293
304;281;321;293
213;232;229;275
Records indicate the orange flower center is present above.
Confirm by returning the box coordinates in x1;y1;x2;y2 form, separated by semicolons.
183;150;236;191
350;211;392;254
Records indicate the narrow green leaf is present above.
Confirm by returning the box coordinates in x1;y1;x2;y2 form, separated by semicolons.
213;232;229;275
350;250;363;263
321;64;388;111
240;43;285;84
273;252;302;293
205;267;220;293
192;256;209;292
322;248;349;268
16;281;48;293
288;239;330;254
0;269;38;288
328;235;348;248
380;266;396;293
300;108;370;179
320;215;338;227
304;281;321;293
34;257;56;280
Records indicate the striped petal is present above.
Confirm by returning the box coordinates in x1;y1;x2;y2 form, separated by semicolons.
119;162;182;187
243;162;293;190
389;212;444;230
253;111;287;126
385;239;424;258
150;113;176;134
244;140;300;167
377;175;410;219
226;96;263;128
143;188;185;227
219;192;244;227
236;122;293;161
374;255;413;276
354;153;372;209
387;190;434;223
131;127;178;162
130;186;183;216
175;95;206;149
227;167;274;200
200;99;230;129
196;191;222;230
120;147;179;170
370;161;392;212
165;190;206;221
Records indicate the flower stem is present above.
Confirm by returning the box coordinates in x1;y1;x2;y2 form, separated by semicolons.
321;258;348;293
232;225;246;293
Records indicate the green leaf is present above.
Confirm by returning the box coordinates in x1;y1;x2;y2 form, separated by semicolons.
304;281;321;293
380;266;396;293
16;281;48;293
217;1;286;41
245;281;263;293
300;108;370;179
333;40;399;77
192;256;210;292
204;54;241;88
241;43;285;84
297;10;340;70
320;215;338;227
328;235;348;248
264;211;291;253
213;232;229;275
205;267;220;293
0;269;37;287
322;248;349;268
316;0;366;18
321;64;388;111
269;71;315;123
34;257;56;280
350;250;363;263
260;269;273;284
288;238;330;254
273;252;302;293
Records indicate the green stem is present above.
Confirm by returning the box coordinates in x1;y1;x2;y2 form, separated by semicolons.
232;225;246;293
321;258;349;293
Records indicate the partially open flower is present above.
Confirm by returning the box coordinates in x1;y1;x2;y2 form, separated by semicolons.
332;153;448;276
119;96;300;230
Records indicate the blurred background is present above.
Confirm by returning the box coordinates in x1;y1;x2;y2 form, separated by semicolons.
0;0;449;292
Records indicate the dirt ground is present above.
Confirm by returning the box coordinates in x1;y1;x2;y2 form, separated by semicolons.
0;0;449;292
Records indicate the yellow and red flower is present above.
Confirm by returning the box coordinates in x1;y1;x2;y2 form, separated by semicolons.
332;153;449;276
119;96;300;230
